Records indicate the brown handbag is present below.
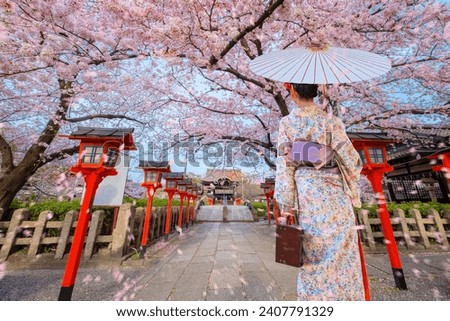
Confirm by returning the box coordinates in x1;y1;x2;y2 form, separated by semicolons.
275;223;304;267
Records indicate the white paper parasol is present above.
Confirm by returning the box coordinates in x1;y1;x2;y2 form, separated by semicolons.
249;46;391;84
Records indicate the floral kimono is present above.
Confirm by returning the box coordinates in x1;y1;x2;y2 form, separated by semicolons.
274;105;365;301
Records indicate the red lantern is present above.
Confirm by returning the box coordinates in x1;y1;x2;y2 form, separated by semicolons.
260;178;279;225
162;172;184;240
176;179;192;230
58;127;136;301
350;132;406;291
139;161;170;255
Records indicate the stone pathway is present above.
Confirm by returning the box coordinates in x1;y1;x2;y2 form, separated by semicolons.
0;221;448;301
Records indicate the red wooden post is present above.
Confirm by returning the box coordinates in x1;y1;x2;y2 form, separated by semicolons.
265;194;271;224
58;126;136;301
185;196;191;228
350;133;407;291
164;190;175;241
161;172;182;240
273;198;280;225
139;162;170;254
190;197;197;224
175;180;191;230
58;170;105;300
141;186;155;248
357;232;371;301
178;193;185;229
366;170;407;289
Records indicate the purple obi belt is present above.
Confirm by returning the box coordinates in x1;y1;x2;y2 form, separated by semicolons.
286;141;337;169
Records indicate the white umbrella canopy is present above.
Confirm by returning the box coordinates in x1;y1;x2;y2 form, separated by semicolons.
249;46;391;84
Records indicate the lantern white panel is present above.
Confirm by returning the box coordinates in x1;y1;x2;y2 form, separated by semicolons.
81;152;130;207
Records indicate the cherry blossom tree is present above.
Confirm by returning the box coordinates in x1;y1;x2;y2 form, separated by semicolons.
112;0;448;168
0;0;173;217
1;0;448;217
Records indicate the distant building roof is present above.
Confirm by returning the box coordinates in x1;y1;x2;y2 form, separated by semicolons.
202;169;244;183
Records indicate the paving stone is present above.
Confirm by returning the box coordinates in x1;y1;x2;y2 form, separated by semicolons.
184;262;214;274
241;272;284;300
206;288;246;301
134;282;175;301
2;220;449;302
169;272;209;301
209;269;242;289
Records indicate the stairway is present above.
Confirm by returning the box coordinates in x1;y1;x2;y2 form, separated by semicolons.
196;205;253;222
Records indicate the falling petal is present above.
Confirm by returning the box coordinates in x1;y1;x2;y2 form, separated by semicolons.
0;262;6;280
82;274;94;284
239;277;248;285
411;268;422;277
409;254;420;264
432;288;442;300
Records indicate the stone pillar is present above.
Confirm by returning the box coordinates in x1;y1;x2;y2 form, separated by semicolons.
111;204;136;258
55;210;78;259
84;210;105;259
0;209;29;261
28;211;52;259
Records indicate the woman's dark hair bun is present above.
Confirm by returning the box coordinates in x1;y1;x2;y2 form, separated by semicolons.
291;83;318;99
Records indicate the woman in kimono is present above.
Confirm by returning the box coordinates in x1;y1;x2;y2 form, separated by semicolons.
274;83;365;301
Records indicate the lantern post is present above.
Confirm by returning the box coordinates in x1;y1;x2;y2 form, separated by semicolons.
58;127;136;301
351;134;407;291
260;178;279;224
176;179;191;230
139;161;170;257
190;185;199;224
265;178;279;224
162;172;183;241
185;185;193;228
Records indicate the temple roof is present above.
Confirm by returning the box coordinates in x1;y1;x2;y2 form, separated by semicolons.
202;169;244;183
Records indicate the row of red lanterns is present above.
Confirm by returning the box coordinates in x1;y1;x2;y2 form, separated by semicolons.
58;127;202;300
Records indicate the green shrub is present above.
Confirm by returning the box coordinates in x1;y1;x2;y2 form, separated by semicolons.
10;199;81;221
252;202;267;216
122;196;181;207
359;201;450;218
10;197;449;222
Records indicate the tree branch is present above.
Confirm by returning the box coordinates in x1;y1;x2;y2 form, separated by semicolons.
352;106;450;125
42;145;80;164
208;0;285;65
66;114;146;124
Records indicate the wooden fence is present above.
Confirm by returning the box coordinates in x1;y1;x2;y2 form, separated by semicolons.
1;205;448;262
357;208;450;250
0;204;189;262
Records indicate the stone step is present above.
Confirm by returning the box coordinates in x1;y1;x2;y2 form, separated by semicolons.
196;205;253;222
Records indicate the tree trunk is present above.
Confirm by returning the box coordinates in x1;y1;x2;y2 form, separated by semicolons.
0;79;73;220
0;167;32;220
